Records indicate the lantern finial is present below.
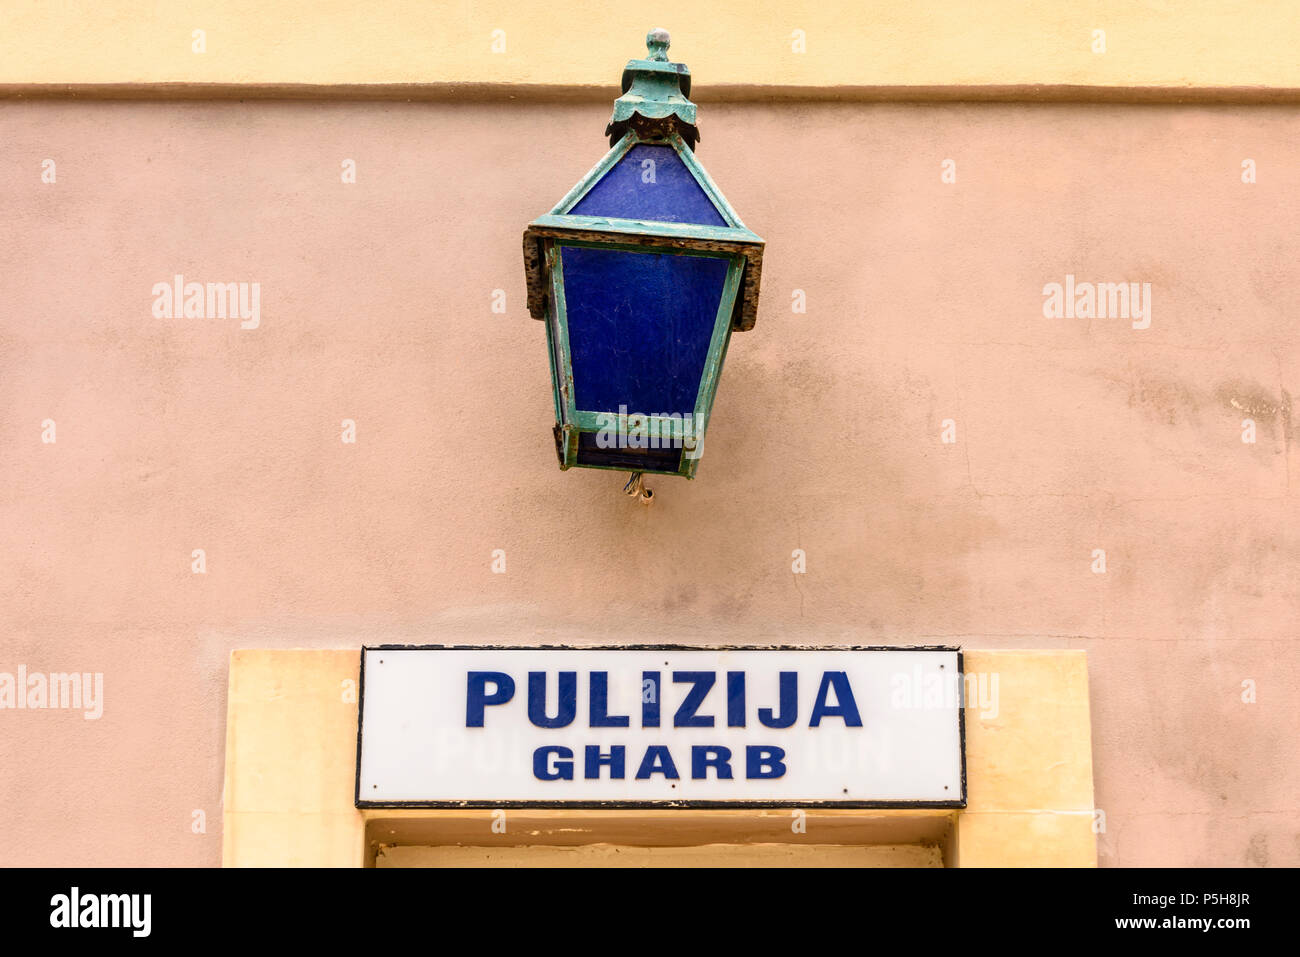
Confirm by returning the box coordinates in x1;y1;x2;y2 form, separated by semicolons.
606;29;699;150
646;28;671;61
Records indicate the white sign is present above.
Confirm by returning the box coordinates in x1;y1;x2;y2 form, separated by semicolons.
356;646;965;807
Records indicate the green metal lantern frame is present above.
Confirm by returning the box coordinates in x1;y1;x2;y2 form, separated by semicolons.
522;33;764;481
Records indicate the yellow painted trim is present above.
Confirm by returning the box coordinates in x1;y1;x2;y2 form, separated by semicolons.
2;2;1298;91
222;648;1096;867
955;650;1098;867
222;649;364;867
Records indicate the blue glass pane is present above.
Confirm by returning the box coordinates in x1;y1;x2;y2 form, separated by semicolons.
560;246;730;414
568;145;728;226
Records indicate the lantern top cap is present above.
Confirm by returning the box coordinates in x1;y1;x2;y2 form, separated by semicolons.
606;28;700;150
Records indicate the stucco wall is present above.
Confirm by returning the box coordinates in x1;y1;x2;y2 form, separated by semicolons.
1;97;1297;866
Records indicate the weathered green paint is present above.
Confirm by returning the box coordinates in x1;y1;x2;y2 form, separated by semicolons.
521;31;766;479
547;246;579;469
524;164;765;333
547;131;754;233
547;133;638;218
545;234;754;258
606;29;699;149
668;131;752;229
535;213;760;245
685;255;746;479
544;244;743;478
543;305;562;424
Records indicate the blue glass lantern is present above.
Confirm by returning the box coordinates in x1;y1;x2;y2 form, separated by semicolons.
523;29;764;483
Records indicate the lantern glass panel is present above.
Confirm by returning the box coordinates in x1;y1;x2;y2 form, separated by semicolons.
559;244;730;415
568;144;728;226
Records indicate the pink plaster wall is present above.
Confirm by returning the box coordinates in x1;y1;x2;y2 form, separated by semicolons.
1;99;1297;866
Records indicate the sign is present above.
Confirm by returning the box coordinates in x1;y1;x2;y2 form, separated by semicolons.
355;646;965;808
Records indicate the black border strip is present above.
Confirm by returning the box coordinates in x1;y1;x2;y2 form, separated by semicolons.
355;644;967;810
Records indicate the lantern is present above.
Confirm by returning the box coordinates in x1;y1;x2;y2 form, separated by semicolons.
522;29;764;485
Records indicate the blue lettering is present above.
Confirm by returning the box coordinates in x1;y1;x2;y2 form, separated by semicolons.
758;672;797;728
809;671;862;726
726;672;745;727
584;744;626;779
672;671;715;727
642;671;660;727
589;671;630;727
746;745;786;779
533;745;573;780
692;745;733;779
635;745;680;779
465;671;515;727
528;671;576;728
